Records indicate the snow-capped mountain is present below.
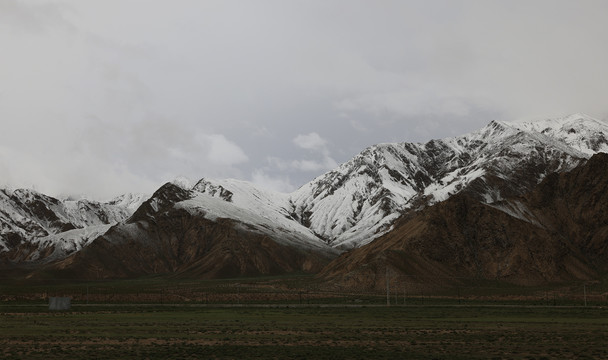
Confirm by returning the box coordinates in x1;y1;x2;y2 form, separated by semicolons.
39;181;335;280
291;113;606;248
182;179;331;252
511;113;608;155
129;178;332;254
2;113;607;271
320;152;608;289
0;189;147;259
125;113;606;251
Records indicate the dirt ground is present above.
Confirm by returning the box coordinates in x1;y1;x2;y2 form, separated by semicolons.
1;305;606;359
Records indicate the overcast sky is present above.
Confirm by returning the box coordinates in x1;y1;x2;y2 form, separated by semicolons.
1;0;608;199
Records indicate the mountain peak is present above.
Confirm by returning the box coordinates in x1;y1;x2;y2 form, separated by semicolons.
509;113;605;128
290;113;608;248
508;113;608;155
471;119;517;141
171;176;195;190
562;112;600;122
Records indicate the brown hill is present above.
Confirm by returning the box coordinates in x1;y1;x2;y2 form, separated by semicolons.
320;153;608;290
525;152;608;270
33;184;333;280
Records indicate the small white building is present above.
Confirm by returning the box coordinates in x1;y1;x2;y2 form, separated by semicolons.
49;297;71;311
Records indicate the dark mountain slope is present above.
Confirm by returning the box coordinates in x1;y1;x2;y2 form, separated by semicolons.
524;152;608;270
320;153;608;289
36;184;333;280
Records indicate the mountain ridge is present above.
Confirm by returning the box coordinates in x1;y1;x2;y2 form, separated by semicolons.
289;114;605;248
2;113;607;281
319;152;608;289
0;190;147;261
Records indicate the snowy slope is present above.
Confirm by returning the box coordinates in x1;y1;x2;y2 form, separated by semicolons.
0;189;148;257
176;178;334;253
24;224;113;263
290;115;603;249
61;194;148;229
510;113;608;155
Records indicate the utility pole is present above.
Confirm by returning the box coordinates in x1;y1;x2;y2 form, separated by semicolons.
584;285;587;307
386;267;390;306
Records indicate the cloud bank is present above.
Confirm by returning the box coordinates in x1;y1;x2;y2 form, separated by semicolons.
1;0;607;197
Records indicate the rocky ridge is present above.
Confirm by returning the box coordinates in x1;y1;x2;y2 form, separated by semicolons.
287;113;607;248
42;182;335;279
319;152;608;289
0;190;147;261
2;113;607;280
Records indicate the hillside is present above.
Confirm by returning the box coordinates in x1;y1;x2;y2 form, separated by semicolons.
2;113;607;282
39;183;335;280
319;153;608;289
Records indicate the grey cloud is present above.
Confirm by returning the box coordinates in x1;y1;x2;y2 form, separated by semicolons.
250;170;294;193
0;0;72;33
290;158;338;173
265;155;338;175
199;134;249;166
293;133;328;152
2;0;608;196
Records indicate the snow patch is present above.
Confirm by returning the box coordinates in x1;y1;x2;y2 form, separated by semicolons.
177;179;335;253
29;224;112;262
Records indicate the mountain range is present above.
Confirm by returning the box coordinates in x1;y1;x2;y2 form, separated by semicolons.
1;113;607;285
322;152;608;289
0;191;146;263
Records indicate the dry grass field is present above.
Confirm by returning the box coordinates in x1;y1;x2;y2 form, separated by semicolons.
0;304;606;359
1;275;606;359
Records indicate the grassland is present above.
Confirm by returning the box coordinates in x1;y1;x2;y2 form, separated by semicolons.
0;305;606;359
1;275;607;359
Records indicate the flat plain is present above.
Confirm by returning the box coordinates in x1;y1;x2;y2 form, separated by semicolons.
0;304;606;359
